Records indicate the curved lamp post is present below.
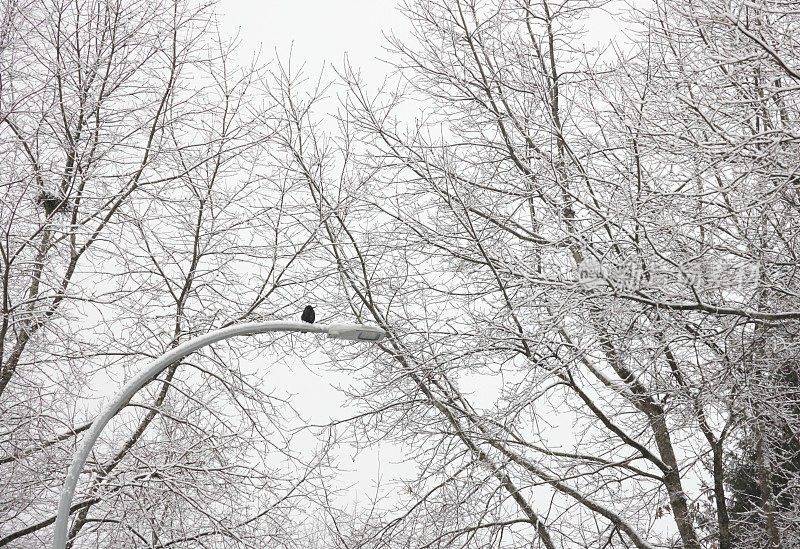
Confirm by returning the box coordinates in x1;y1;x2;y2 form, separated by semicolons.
53;321;385;549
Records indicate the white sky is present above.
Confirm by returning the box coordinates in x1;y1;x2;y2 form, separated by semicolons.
212;0;416;510
210;0;636;521
217;0;403;81
216;0;625;75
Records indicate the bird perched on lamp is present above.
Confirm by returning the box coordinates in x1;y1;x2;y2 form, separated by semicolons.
301;305;315;332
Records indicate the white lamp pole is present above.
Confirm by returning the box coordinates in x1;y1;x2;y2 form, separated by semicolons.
53;320;385;549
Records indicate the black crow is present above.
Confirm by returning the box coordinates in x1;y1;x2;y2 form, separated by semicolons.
301;305;315;332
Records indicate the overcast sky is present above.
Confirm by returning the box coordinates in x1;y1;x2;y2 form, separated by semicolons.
212;5;411;508
211;0;626;510
217;0;404;82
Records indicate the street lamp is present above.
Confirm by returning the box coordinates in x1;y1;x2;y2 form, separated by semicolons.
53;321;385;549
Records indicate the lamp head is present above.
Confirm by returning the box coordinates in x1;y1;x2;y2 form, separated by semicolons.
326;323;385;342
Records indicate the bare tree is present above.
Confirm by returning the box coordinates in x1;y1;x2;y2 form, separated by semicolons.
266;0;800;547
0;1;331;547
4;0;799;547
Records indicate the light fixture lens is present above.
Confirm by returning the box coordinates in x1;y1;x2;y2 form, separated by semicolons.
327;323;385;342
